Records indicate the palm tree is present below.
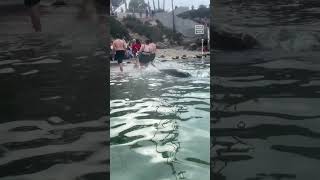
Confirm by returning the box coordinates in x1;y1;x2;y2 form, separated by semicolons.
124;0;127;11
152;0;156;11
163;0;165;11
171;0;175;33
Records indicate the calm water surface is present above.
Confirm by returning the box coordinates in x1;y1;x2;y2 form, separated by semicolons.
213;0;320;180
110;59;210;180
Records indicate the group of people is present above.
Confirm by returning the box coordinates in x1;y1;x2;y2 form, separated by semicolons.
111;37;157;72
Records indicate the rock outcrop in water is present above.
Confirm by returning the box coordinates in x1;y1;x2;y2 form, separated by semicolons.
212;25;259;50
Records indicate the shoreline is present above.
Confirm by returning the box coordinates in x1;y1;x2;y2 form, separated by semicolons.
110;48;210;67
157;47;210;59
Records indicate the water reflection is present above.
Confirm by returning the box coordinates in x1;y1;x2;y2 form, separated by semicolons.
212;1;320;178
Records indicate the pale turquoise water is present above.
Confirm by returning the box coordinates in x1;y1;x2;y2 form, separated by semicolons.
110;59;210;180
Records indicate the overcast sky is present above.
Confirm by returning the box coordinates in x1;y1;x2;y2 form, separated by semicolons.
147;0;210;10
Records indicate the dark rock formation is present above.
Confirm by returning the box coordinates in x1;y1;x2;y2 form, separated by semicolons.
212;25;259;50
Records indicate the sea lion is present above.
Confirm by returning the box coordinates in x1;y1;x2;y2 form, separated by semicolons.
159;69;191;78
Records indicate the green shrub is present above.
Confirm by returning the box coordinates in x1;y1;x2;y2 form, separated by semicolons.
108;16;130;39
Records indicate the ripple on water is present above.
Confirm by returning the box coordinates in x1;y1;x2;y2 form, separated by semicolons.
0;68;15;74
110;60;210;180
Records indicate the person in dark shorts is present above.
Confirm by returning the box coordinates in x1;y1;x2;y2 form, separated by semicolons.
138;39;153;67
24;0;42;32
112;37;127;72
115;50;125;64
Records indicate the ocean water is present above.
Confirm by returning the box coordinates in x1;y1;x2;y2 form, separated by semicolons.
0;4;108;180
110;59;210;180
212;0;320;179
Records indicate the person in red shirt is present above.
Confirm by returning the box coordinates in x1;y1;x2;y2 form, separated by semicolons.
131;39;141;67
132;39;142;57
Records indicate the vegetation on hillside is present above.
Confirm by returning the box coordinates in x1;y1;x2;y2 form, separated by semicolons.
108;16;130;39
128;0;148;13
111;0;123;7
122;16;183;43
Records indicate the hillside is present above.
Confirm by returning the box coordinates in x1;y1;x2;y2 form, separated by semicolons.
109;16;130;39
177;7;210;24
122;16;182;43
110;15;183;48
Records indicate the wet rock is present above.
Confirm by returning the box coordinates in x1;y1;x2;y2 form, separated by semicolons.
212;25;259;50
181;55;187;59
172;56;179;59
159;55;165;58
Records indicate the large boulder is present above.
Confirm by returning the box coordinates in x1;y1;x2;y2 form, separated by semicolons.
212;25;259;50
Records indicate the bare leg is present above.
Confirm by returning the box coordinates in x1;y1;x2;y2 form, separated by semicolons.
29;3;42;32
138;60;141;68
119;63;123;72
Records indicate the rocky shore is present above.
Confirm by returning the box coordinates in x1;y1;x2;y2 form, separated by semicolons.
157;47;210;59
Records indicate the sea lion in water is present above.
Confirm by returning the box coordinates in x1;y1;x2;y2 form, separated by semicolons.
159;69;191;78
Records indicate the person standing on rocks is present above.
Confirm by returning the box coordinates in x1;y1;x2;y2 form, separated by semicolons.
112;36;127;72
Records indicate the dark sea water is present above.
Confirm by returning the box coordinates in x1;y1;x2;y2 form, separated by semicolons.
110;60;210;180
0;4;108;180
212;0;320;180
